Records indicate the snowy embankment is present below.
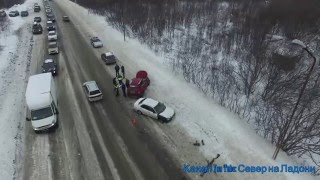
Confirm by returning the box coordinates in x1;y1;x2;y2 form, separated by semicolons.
56;0;317;179
0;0;39;179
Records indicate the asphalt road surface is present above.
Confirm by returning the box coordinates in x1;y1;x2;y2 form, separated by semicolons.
22;1;189;180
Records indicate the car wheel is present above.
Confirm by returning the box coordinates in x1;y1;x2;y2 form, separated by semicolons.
137;110;142;115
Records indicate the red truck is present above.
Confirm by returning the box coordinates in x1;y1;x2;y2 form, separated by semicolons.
127;71;150;97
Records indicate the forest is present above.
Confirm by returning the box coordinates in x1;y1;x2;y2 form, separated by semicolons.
73;0;320;169
0;0;25;8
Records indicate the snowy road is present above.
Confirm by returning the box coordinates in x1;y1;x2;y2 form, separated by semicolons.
13;0;317;180
22;1;188;180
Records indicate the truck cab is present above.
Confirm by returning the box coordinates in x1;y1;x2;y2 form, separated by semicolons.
26;73;58;133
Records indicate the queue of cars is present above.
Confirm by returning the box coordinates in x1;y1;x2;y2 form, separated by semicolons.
20;1;174;123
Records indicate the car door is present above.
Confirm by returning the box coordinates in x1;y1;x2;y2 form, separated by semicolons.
148;107;158;119
140;79;148;90
84;85;90;98
140;105;150;115
140;105;156;118
101;54;106;62
143;105;157;119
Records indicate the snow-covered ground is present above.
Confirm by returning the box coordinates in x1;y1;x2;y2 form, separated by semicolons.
0;0;41;179
1;0;317;179
55;0;318;179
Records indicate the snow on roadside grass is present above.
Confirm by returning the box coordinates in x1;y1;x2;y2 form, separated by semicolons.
56;0;317;179
0;0;41;179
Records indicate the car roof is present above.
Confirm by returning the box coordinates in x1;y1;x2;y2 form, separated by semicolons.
49;42;57;45
44;59;54;63
47;21;53;23
49;30;55;33
84;81;100;92
142;98;159;108
104;52;114;56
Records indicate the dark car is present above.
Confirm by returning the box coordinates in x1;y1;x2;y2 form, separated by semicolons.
34;17;41;22
21;11;29;17
32;23;43;34
101;52;117;65
46;13;55;22
0;10;6;17
9;11;19;17
42;59;58;76
34;6;41;12
46;12;53;17
62;16;70;22
46;21;55;31
47;17;55;22
127;71;150;97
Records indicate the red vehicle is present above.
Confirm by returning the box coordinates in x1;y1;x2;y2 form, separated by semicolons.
127;71;150;97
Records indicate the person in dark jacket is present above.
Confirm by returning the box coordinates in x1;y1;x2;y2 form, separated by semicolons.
121;65;125;78
115;64;120;77
119;80;126;97
125;79;130;89
113;77;119;96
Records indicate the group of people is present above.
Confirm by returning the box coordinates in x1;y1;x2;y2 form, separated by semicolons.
113;64;130;97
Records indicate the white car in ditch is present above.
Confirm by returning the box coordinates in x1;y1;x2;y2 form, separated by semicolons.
133;98;175;122
48;30;57;41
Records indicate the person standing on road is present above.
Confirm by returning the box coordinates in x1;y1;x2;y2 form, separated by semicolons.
125;78;130;89
119;80;126;97
115;64;120;78
121;65;125;78
113;77;119;96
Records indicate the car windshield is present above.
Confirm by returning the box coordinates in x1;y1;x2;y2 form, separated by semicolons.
49;43;57;48
47;22;53;26
106;55;115;60
49;32;55;35
154;102;166;114
31;106;53;120
90;90;101;95
43;62;55;68
92;38;100;42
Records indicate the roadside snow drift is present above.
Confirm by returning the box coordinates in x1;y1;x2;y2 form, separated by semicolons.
0;0;41;179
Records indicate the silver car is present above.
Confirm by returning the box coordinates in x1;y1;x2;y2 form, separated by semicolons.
48;42;59;55
83;81;103;102
90;37;103;48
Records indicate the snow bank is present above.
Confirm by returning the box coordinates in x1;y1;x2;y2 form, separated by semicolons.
56;0;317;179
0;0;40;179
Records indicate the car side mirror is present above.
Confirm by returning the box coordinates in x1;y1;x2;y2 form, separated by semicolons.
26;117;31;121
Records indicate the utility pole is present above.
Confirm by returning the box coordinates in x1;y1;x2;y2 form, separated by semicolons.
272;40;317;160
